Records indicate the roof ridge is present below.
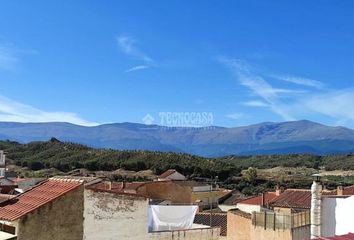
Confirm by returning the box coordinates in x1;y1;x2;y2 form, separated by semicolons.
49;177;84;183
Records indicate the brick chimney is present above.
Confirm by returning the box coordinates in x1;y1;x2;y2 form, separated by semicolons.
107;181;112;190
275;185;284;196
261;192;266;207
337;185;344;196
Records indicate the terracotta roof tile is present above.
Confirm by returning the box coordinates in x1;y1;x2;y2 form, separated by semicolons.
270;189;311;209
237;192;277;206
270;189;339;209
343;186;354;195
314;232;354;239
0;178;83;221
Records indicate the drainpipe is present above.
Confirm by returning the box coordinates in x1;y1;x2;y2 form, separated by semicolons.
311;174;322;239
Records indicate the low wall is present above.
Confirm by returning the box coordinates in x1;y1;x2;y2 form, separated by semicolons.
149;227;220;240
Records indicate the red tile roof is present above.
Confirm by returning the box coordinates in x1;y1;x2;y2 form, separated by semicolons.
237;192;277;206
270;189;311;209
270;189;337;209
314;233;354;239
0;178;83;221
342;186;354;195
159;169;178;178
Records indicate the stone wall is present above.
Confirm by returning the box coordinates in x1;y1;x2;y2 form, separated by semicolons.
83;188;149;240
149;227;220;240
17;185;84;240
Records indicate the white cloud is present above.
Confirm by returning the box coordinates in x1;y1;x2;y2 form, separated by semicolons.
0;45;19;71
0;95;98;126
271;74;325;89
221;57;354;127
243;100;269;107
226;112;244;120
125;65;149;73
116;34;155;73
116;35;153;63
221;58;296;121
304;90;354;121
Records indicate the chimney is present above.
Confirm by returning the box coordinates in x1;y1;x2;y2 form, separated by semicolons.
107;181;112;190
275;185;284;196
261;192;266;207
311;174;322;239
122;181;126;190
337;185;344;196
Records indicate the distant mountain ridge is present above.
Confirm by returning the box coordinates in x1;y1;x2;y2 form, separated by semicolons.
0;120;354;157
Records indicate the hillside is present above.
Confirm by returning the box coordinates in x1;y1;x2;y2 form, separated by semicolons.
0;120;354;156
3;139;354;195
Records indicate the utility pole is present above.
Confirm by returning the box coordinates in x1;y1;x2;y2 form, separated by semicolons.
209;176;218;227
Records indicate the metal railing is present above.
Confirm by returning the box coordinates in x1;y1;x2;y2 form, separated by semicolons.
252;211;310;230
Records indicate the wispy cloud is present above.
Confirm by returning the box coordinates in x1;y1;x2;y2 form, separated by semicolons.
243;100;269;107
116;34;154;72
221;57;354;127
0;95;98;126
220;58;296;121
226;112;244;120
271;74;325;89
0;44;19;71
125;65;149;73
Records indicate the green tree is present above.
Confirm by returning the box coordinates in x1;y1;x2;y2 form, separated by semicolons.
244;167;257;183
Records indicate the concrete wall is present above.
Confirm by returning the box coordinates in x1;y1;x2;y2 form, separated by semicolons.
227;211;252;240
83;189;149;240
227;210;309;240
17;185;84;240
137;181;192;203
321;197;336;237
292;226;310;240
149;227;220;240
250;226;292;240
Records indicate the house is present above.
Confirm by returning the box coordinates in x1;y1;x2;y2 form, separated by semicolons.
270;187;343;214
227;208;310;240
83;181;150;240
84;179;221;240
138;180;222;207
157;169;186;181
0;176;221;240
0;178;84;240
235;191;278;214
310;179;354;239
0;177;17;194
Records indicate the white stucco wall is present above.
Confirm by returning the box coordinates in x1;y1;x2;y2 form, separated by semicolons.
83;189;149;240
236;203;261;214
218;204;237;212
321;196;354;237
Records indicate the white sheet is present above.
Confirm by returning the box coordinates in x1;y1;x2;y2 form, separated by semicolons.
148;205;198;232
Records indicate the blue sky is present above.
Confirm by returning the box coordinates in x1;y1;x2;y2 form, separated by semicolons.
1;1;354;127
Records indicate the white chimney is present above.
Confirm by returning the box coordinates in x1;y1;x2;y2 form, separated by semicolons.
0;150;5;177
311;174;322;239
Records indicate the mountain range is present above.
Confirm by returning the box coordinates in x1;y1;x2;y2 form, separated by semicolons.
0;120;353;157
